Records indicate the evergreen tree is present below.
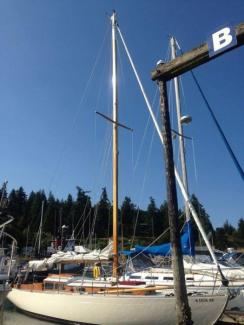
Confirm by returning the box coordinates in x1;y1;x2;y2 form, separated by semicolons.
73;187;92;241
223;220;235;236
190;194;214;243
62;194;74;234
7;187;27;246
215;227;230;250
26;190;46;249
146;197;158;239
121;196;136;238
237;218;244;237
45;192;59;234
0;181;8;209
8;187;27;220
236;218;244;246
2;184;244;253
158;201;170;242
95;187;111;238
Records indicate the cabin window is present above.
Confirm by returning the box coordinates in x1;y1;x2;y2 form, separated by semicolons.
62;264;81;274
145;276;159;280
59;284;64;290
163;277;173;280
129;275;141;280
54;283;59;290
44;282;54;290
186;278;194;281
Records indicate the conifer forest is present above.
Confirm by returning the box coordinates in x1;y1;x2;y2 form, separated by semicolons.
1;185;243;254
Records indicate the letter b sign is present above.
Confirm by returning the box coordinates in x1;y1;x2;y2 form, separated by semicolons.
208;26;237;57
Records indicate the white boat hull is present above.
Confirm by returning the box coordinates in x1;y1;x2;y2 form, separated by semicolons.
7;288;228;324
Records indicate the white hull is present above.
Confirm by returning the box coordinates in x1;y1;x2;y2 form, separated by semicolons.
7;288;228;325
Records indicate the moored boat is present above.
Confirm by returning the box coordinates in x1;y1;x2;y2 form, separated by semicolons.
8;287;228;325
7;12;230;324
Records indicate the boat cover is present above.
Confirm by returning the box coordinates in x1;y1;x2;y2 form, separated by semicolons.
27;240;113;271
125;221;195;256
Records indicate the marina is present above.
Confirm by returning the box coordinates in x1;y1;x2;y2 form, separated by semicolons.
0;1;244;324
5;12;229;324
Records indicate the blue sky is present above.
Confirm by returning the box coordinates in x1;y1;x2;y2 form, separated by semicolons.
0;0;243;228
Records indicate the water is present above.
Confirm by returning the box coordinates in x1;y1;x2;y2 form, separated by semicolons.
2;301;53;325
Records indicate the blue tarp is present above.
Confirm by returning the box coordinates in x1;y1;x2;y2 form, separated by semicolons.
122;221;195;257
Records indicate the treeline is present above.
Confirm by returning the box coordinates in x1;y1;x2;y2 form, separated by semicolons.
1;185;243;252
215;219;244;250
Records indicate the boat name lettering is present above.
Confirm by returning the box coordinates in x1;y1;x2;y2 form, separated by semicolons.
195;298;214;303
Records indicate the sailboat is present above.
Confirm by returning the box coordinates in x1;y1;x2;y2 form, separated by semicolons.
7;12;228;324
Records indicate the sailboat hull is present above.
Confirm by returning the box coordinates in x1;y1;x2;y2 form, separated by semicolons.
7;288;228;325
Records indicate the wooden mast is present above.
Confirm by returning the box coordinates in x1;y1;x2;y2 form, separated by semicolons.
111;11;119;278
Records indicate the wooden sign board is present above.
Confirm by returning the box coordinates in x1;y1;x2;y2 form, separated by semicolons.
208;26;237;57
152;23;244;81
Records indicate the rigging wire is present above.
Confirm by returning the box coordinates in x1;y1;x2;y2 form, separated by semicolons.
116;33;126;91
129;39;173;245
91;123;112;240
115;79;158;249
175;43;244;182
107;204;112;238
88;104;113;242
92;38;111;166
73;197;90;236
129;87;159;247
47;23;110;195
133;41;171;174
90;41;113;196
116;212;186;276
63;21;113;246
88;116;112;243
32;24;111;247
77;208;92;245
191;70;244;182
87;49;113;244
88;134;112;241
130;104;160;248
116;27;172;248
132;113;151;172
88;131;112;243
191;138;198;184
87;24;123;245
131;131;134;176
117;27;225;278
